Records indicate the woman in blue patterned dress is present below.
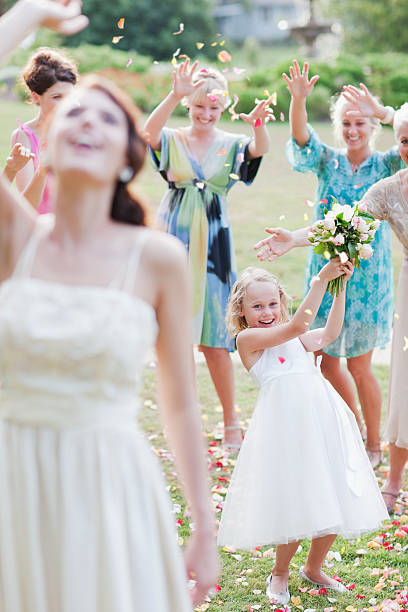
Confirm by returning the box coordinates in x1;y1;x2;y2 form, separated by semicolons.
262;61;402;467
145;60;271;449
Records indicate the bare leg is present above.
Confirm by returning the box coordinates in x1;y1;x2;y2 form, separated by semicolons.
269;540;301;593
199;346;241;446
347;351;382;462
304;534;339;586
382;442;408;510
317;352;364;432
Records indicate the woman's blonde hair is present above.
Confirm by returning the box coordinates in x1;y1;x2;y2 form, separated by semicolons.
226;267;291;337
182;67;231;110
393;103;408;139
330;93;381;149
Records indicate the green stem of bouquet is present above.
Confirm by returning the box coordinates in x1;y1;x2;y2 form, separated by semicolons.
327;274;344;297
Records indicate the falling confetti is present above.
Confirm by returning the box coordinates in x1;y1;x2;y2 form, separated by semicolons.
305;199;314;207
207;94;219;102
334;158;339;169
117;17;125;29
279;215;285;220
254;117;262;128
211;42;218;47
126;58;133;68
233;66;246;74
112;36;123;44
278;356;286;364
228;93;239;121
229;173;239;180
218;50;232;63
280;112;285;121
196;42;204;50
304;213;309;221
305;309;313;315
173;22;184;35
237;152;244;163
403;337;408;351
216;148;227;156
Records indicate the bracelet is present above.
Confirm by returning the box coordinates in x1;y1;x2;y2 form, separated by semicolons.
381;106;395;124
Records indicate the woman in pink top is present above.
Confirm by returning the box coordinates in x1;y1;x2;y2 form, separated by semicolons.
11;47;78;213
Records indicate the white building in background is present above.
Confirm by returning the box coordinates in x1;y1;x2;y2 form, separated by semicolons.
213;0;307;43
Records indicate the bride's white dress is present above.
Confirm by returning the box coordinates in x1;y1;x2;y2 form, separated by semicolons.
0;216;191;612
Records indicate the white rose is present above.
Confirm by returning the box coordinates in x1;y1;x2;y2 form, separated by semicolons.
358;244;373;259
341;205;355;221
332;234;345;245
357;218;369;233
368;229;376;238
323;217;336;232
351;216;360;229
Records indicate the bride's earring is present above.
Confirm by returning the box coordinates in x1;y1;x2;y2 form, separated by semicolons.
118;166;134;183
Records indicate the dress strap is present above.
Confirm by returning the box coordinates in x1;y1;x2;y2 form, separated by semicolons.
12;214;54;279
109;229;150;293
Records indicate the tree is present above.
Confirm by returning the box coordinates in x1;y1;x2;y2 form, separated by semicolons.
318;0;408;53
64;0;217;60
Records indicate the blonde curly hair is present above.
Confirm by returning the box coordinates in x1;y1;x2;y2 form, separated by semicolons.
226;267;291;337
182;67;231;110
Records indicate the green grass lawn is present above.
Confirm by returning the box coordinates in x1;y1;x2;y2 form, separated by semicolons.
2;100;407;611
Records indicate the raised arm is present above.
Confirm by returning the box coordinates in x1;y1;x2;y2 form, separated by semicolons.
0;0;88;279
283;60;319;147
239;99;273;158
144;59;204;151
253;225;310;261
238;257;349;361
152;235;219;605
342;83;395;125
300;261;354;352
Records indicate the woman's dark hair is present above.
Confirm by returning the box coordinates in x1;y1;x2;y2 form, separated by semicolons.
22;47;78;95
79;75;147;226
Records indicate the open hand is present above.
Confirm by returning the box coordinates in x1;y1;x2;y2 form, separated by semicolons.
172;59;205;101
342;83;383;119
239;99;275;127
253;227;295;261
5;143;34;174
27;0;89;34
282;60;319;99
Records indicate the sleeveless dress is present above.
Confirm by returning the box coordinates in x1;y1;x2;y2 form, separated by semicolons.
151;128;261;350
217;338;388;549
0;216;192;612
13;124;52;214
286;125;403;358
360;173;408;449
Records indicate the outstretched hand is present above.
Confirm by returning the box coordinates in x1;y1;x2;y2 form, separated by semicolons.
239;99;275;127
342;83;383;119
28;0;89;34
282;60;319;99
253;227;295;261
172;59;205;100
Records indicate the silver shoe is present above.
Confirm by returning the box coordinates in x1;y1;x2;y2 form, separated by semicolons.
265;573;290;604
299;566;347;593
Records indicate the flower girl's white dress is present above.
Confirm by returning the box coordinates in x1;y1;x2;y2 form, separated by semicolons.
0;216;191;612
218;338;388;549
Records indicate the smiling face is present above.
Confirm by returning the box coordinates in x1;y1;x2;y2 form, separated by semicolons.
396;122;408;166
341;104;374;153
47;87;129;186
240;280;282;329
188;96;224;132
32;81;75;117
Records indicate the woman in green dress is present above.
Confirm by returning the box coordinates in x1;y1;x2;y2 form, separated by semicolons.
145;60;271;448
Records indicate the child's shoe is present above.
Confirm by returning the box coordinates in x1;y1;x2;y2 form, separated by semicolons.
299;566;347;593
266;573;290;604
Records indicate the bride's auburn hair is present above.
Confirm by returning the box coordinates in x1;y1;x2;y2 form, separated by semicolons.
226;267;291;337
78;75;148;226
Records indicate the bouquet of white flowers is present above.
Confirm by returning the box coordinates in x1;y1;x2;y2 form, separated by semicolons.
308;198;381;296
